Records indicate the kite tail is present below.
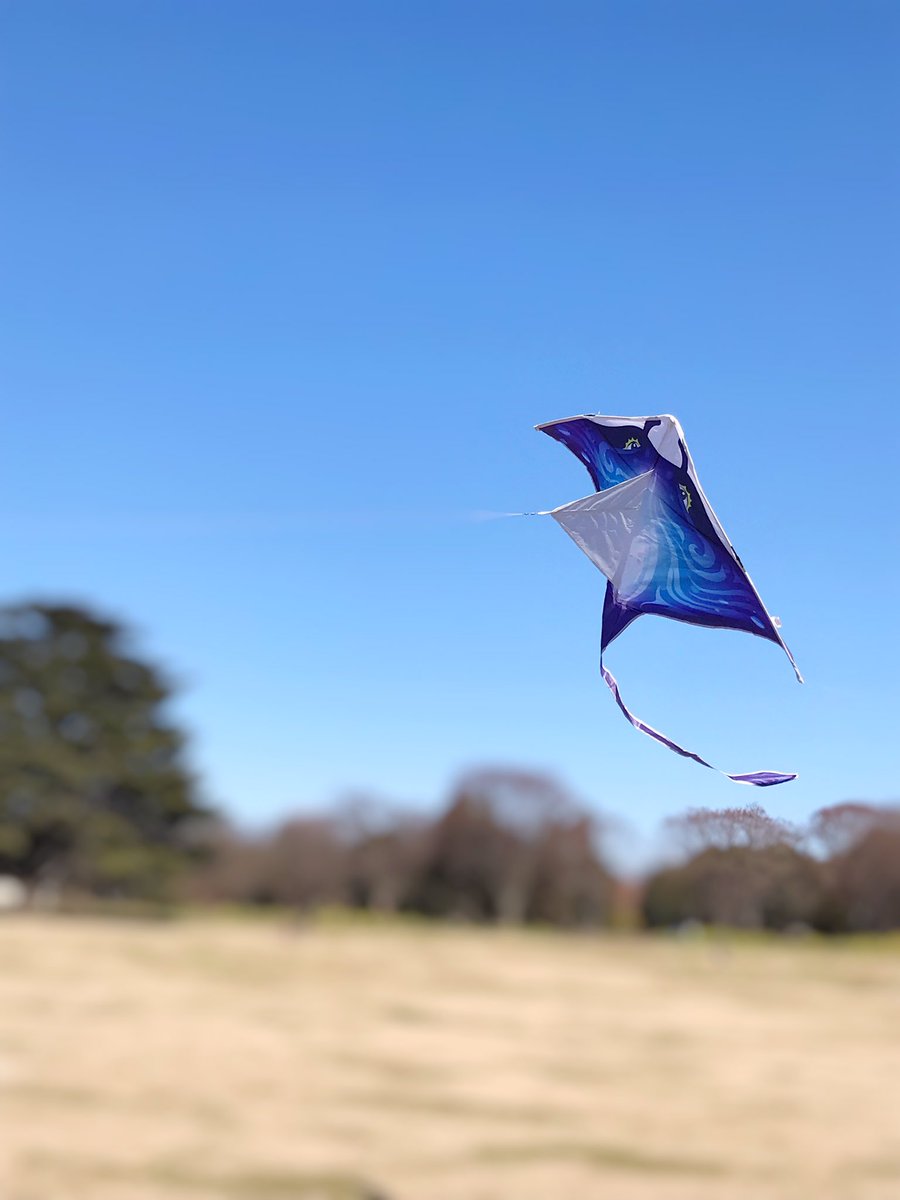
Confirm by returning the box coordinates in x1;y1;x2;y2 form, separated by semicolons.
599;659;796;787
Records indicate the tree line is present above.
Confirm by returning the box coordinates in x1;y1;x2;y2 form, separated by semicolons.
643;802;900;933
188;771;615;926
189;797;900;934
1;601;898;932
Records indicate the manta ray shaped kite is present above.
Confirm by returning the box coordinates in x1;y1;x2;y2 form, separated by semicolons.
537;413;802;787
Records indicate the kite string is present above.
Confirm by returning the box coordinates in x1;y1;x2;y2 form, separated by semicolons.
487;510;554;518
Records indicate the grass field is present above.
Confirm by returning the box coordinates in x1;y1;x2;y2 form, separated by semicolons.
2;914;900;1199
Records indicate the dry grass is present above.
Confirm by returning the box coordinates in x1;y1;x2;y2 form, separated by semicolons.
2;913;900;1199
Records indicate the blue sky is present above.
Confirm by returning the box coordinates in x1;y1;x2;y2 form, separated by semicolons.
2;1;898;852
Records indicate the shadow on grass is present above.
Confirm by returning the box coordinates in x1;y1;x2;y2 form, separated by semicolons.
475;1138;726;1176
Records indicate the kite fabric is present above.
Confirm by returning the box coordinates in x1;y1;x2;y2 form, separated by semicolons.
537;413;802;787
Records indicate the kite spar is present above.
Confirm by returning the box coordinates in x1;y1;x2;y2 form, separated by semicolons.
537;413;801;787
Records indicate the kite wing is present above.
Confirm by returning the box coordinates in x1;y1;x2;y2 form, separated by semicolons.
537;414;664;491
538;413;801;787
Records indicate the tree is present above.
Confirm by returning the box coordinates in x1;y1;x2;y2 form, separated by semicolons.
0;602;206;900
643;804;825;930
808;803;882;859
337;796;429;913
810;805;900;932
664;804;797;856
831;821;900;931
407;769;615;926
260;816;349;909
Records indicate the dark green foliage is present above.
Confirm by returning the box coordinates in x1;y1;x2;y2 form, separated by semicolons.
0;603;205;900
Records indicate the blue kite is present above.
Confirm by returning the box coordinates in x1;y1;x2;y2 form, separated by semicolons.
537;413;802;786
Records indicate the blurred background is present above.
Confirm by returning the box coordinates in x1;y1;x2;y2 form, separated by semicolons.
1;2;899;1198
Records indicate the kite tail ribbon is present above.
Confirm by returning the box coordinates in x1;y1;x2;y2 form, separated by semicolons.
599;658;797;787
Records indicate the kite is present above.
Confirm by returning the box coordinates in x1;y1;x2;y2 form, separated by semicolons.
536;413;802;786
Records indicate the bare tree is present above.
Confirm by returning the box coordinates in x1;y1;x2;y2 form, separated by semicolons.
808;803;883;858
645;804;823;930
262;816;349;909
810;805;900;931
665;804;798;856
407;769;614;926
335;794;430;913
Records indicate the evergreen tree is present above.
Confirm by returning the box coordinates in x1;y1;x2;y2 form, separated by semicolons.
0;603;206;900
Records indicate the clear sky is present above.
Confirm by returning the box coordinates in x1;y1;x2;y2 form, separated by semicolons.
2;1;898;853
